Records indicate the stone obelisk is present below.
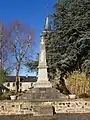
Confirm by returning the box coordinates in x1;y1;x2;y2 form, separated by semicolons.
34;16;52;88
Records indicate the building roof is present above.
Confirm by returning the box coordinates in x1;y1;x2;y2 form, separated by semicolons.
4;76;37;82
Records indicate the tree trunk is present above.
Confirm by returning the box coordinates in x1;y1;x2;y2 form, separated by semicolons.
15;63;20;93
57;76;70;95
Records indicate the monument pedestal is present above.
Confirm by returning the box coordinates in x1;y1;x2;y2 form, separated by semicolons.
34;66;52;88
34;81;52;88
18;87;68;100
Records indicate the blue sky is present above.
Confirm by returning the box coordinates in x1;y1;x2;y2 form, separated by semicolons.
0;0;56;75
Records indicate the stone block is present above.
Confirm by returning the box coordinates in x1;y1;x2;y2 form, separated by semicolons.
69;94;76;99
33;106;53;116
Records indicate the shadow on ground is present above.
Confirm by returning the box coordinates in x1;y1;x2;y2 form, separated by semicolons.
0;114;90;120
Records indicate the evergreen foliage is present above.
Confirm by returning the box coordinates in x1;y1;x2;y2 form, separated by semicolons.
0;69;8;84
45;0;90;81
25;53;39;75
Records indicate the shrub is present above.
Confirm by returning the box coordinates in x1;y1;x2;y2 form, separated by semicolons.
0;91;10;100
79;93;89;98
66;71;90;95
0;90;17;100
8;90;17;95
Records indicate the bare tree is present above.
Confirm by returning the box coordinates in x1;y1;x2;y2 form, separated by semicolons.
0;21;6;69
7;20;34;92
0;21;9;84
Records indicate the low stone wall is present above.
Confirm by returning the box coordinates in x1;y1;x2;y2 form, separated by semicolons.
54;99;90;114
0;100;53;116
0;99;90;116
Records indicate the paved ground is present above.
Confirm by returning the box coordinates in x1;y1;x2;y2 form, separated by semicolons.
0;114;90;120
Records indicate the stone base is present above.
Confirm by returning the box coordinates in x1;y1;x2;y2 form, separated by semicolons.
69;94;76;99
18;88;68;100
34;81;52;88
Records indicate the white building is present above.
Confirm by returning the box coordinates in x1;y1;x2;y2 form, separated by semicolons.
3;76;37;92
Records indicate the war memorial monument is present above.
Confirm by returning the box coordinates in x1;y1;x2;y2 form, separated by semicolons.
18;16;67;100
0;17;90;119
